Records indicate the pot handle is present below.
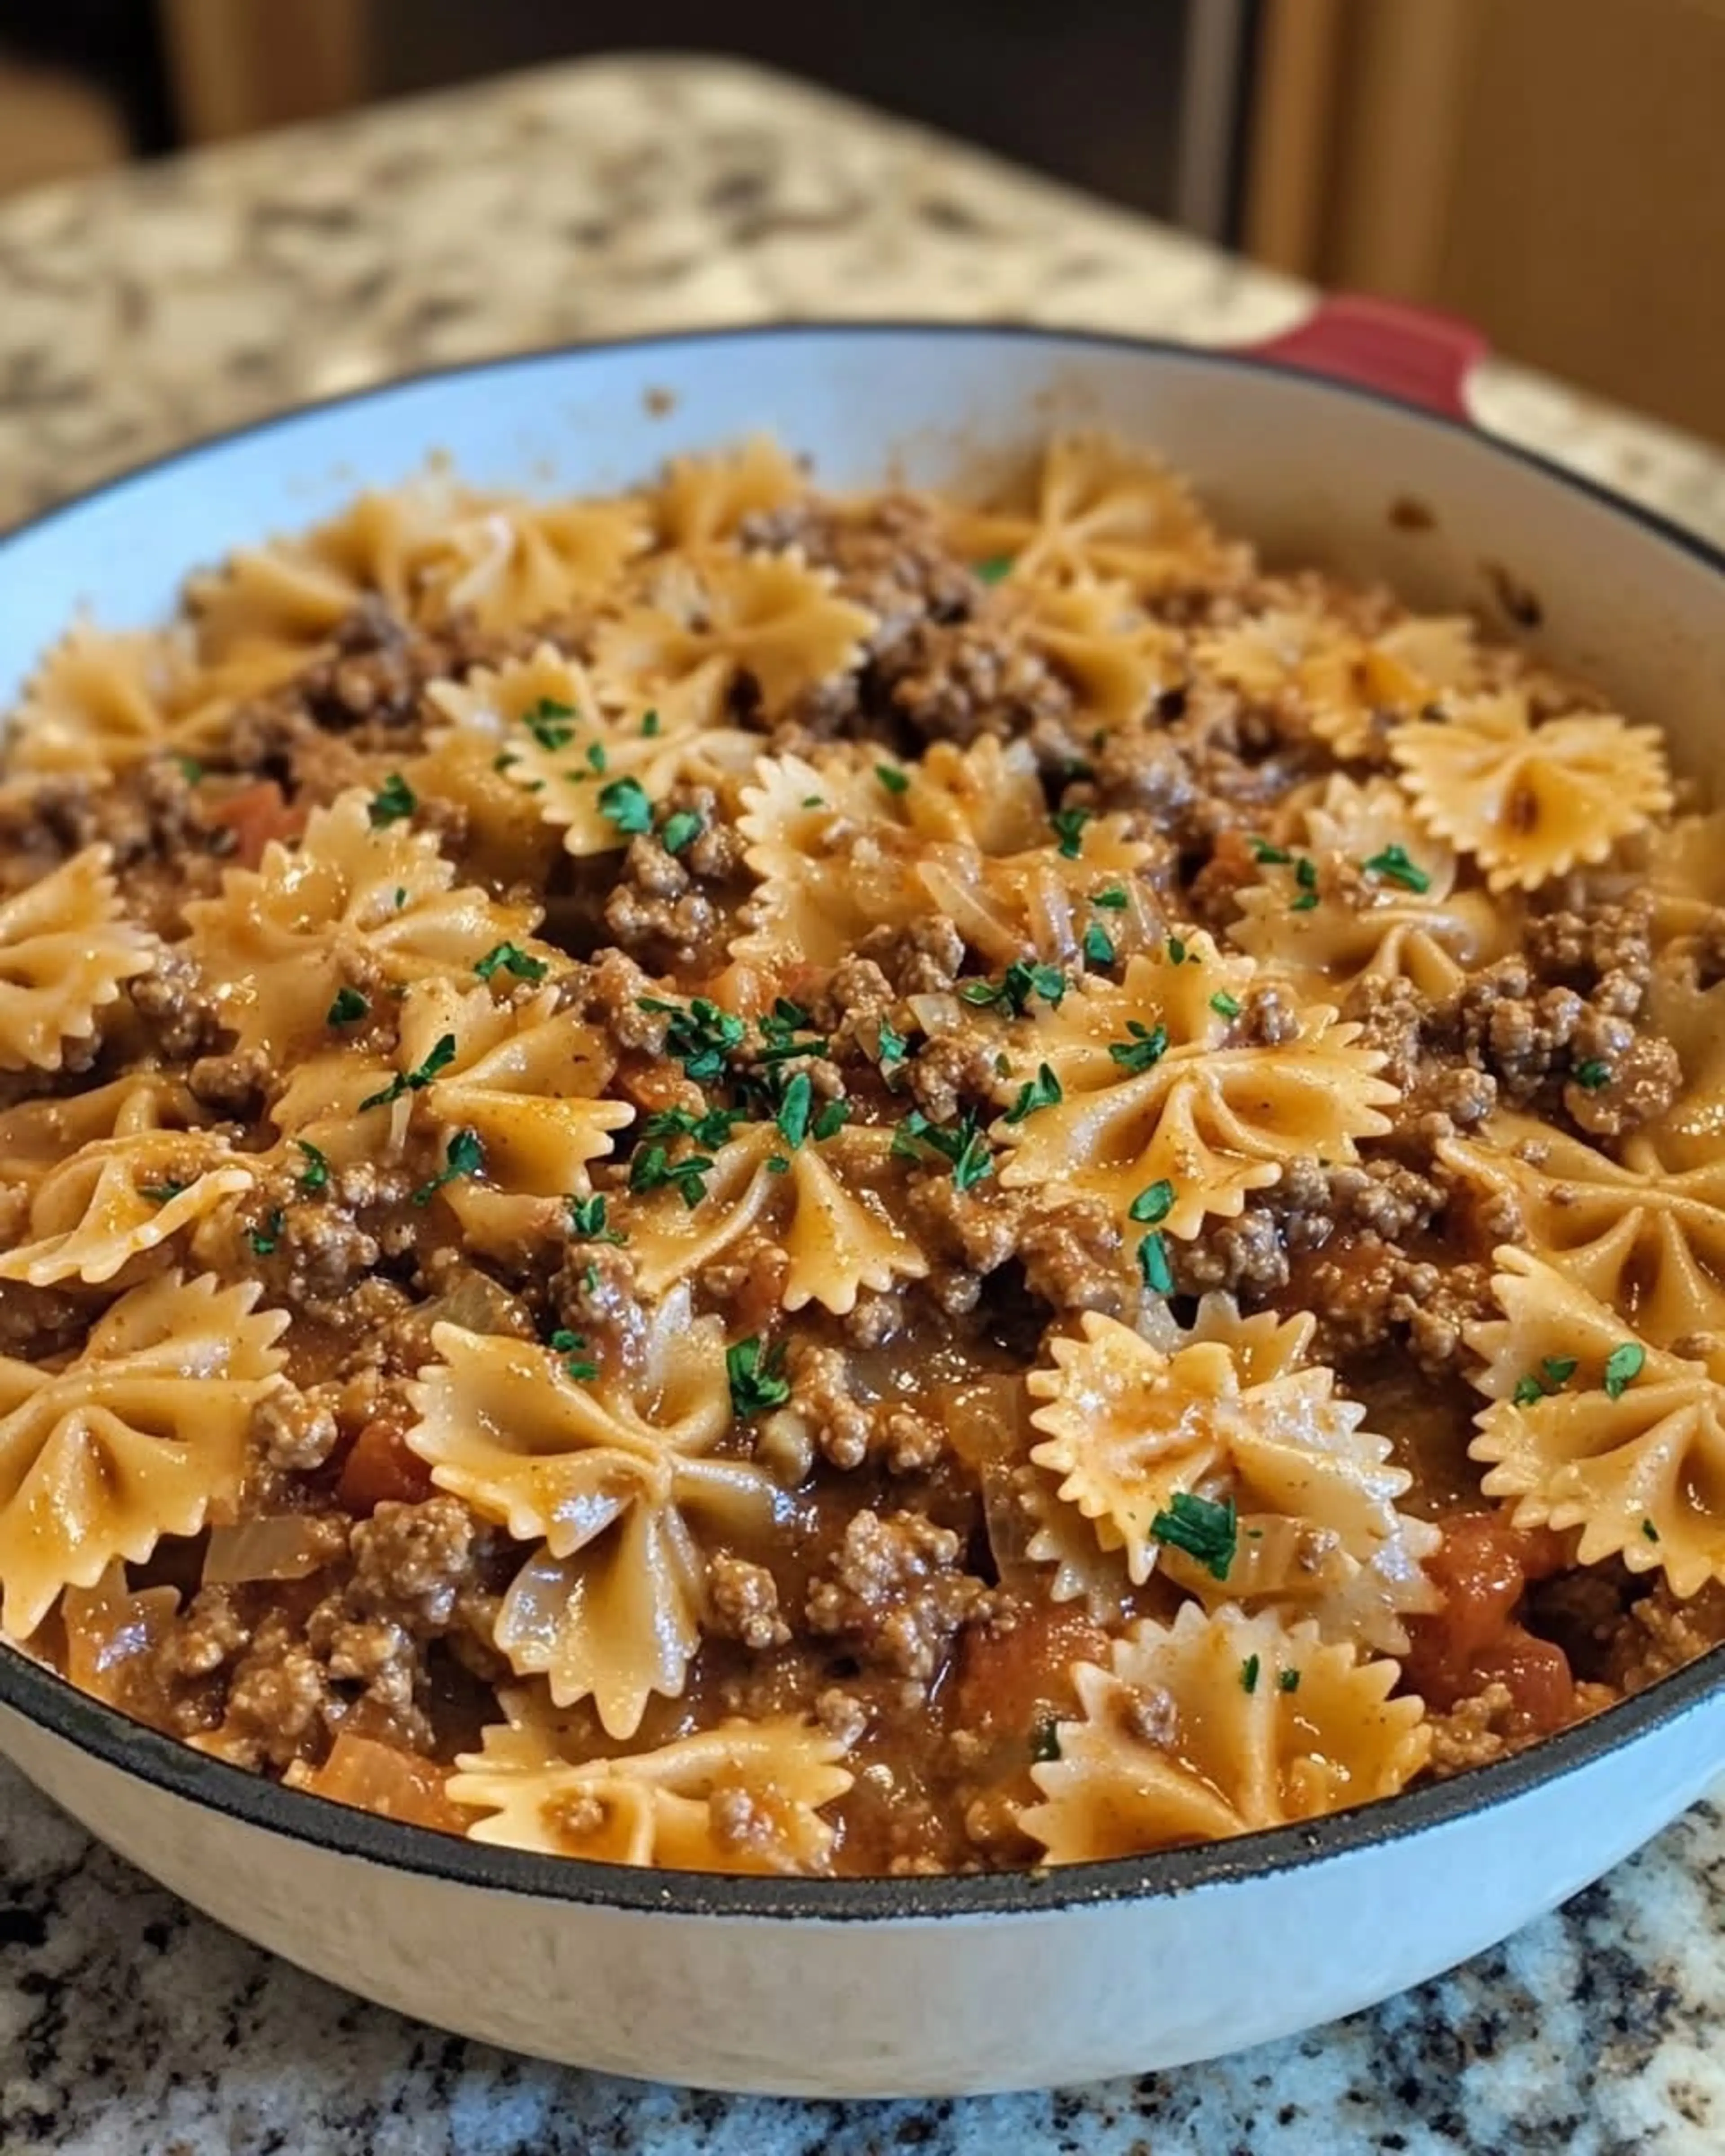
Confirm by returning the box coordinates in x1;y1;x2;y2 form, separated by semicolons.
1236;293;1487;423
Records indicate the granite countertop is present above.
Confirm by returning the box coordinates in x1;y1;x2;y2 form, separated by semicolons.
2;51;1724;2156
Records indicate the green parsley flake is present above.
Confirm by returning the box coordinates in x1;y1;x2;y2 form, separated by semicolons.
637;996;746;1084
641;709;661;738
876;763;910;795
1240;1653;1261;1695
1150;1490;1237;1581
1250;839;1292;866
973;555;1014;585
1642;1518;1661;1543
359;1031;458;1112
1362;844;1432;894
1004;1062;1062;1126
139;1179;187;1206
1050;807;1092;860
585;741;608;774
368;772;417;827
173;754;204;785
474;941;548;984
1093;886;1129;910
776;1071;815;1149
1512;1375;1546;1409
1030;1719;1062;1763
1209;992;1241;1021
394;886;408;910
493;750;518;774
525;698;577;751
960;960;1067;1016
548;1328;598;1383
1110;1020;1169;1074
295;1140;330;1193
727;1335;791;1418
1137;1229;1174;1295
1574;1060;1611;1092
659;810;703;856
876;1020;907;1071
327;986;369;1026
411;1127;484;1208
1166;935;1188;965
801;795;825;810
628;1144;716;1208
249;1207;286;1259
893;1109;995;1192
643;1103;742;1149
598;775;653;835
1278;1669;1301;1694
566;1193;625;1243
1290;856;1320;911
1542;1356;1579;1387
813;1100;850;1142
1082;921;1116;968
1129;1179;1175;1226
1604;1342;1645;1400
767;1153;792;1174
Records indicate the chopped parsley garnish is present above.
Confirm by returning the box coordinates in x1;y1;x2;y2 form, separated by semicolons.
959;959;1067;1016
140;1180;188;1206
1362;844;1432;894
776;1071;815;1149
359;1030;458;1111
548;1328;598;1383
1137;1230;1174;1294
1150;1490;1237;1581
411;1127;484;1208
1249;838;1292;866
525;697;577;750
584;1261;602;1293
1574;1059;1612;1092
893;1109;995;1191
327;986;369;1027
767;1153;791;1173
493;751;518;773
1209;992;1241;1020
249;1207;286;1258
973;555;1015;585
1291;857;1320;912
173;754;204;784
295;1140;330;1192
640;709;661;738
598;775;653;835
760;998;812;1045
1093;886;1129;910
566;1193;625;1243
394;887;408;910
1543;1355;1578;1387
1082;921;1116;968
1642;1518;1661;1543
1129;1179;1175;1226
585;741;608;774
643;1103;742;1150
801;795;825;809
1278;1669;1301;1694
1604;1342;1645;1400
1240;1654;1261;1695
727;1335;791;1418
1031;1719;1062;1763
875;762;910;795
367;772;417;826
474;941;548;984
1004;1062;1062;1125
813;1100;850;1142
1050;807;1092;860
1512;1376;1546;1409
1166;934;1188;965
1109;1020;1169;1074
628;1144;715;1207
659;810;703;856
637;995;746;1084
876;1019;908;1071
1514;1353;1579;1408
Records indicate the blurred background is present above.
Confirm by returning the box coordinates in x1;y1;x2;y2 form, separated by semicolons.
3;0;1721;442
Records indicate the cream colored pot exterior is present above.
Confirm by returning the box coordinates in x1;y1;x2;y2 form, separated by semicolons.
3;327;1725;2096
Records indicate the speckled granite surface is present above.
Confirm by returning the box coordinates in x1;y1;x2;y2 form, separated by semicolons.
3;53;1725;2156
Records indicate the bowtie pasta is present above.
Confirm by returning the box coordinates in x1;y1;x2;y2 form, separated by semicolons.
0;433;1712;1877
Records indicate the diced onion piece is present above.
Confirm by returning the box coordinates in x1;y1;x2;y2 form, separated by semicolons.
906;992;962;1036
295;1733;469;1833
202;1515;340;1584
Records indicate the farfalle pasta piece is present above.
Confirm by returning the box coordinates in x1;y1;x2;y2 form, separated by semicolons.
917;816;1155;970
594;551;874;726
1649;810;1725;949
0;1072;207;1195
416;494;649;631
1026;1309;1438;1648
628;1123;927;1315
394;978;632;1248
432;645;753;860
1230;775;1509;999
1440;1114;1725;1347
185;787;543;1055
653;437;807;550
733;751;929;967
996;938;1397;1233
7;624;199;775
450;1700;852;1874
408;1290;782;1737
1011;579;1183;730
0;1271;287;1637
1391;692;1672;891
0;1120;252;1288
1197;610;1478;759
947;434;1238;594
1016;1604;1430;1861
1469;1249;1725;1595
0;846;154;1072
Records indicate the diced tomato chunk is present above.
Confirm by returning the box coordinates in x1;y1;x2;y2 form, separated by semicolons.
336;1419;434;1513
206;780;306;868
953;1601;1110;1741
1405;1509;1578;1730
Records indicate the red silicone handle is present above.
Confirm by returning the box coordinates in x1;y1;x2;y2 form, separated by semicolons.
1238;293;1486;422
